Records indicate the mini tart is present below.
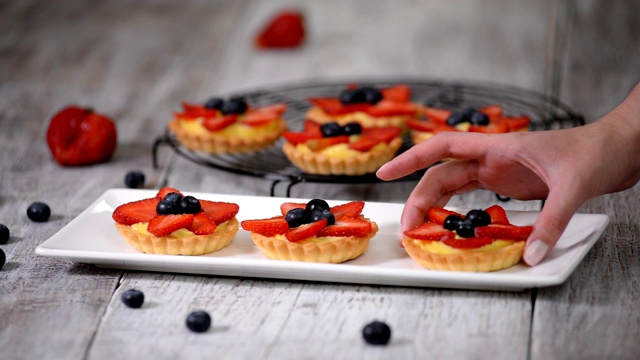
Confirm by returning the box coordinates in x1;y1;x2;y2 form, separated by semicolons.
402;237;525;272
115;218;239;256
251;220;378;263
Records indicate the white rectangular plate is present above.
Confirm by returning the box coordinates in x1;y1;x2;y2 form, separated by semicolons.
36;189;609;291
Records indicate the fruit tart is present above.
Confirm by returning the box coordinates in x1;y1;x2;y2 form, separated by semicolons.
306;84;420;129
168;97;288;154
402;205;533;272
408;105;531;144
112;187;240;255
241;199;378;263
281;120;402;175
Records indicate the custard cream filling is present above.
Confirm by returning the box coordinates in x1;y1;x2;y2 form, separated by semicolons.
131;220;231;238
411;238;517;254
295;136;389;159
271;234;360;245
308;106;413;125
177;117;282;138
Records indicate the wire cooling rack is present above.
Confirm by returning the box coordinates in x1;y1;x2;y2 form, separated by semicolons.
153;78;584;196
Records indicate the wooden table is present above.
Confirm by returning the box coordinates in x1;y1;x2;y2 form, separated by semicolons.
1;1;639;359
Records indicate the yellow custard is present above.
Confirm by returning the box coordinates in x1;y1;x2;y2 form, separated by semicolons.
131;221;230;239
295;140;388;159
307;106;413;127
177;118;282;138
411;239;516;254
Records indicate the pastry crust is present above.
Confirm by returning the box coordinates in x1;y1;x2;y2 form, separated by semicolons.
402;237;525;272
250;221;378;263
115;218;239;255
168;118;286;154
306;106;413;129
282;137;402;175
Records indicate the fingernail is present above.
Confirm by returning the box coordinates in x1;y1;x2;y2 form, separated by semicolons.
524;240;549;266
376;162;389;177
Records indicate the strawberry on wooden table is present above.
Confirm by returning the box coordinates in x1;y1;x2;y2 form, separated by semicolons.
255;10;305;49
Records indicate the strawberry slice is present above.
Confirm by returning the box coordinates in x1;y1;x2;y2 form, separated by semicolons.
443;237;495;249
306;136;350;151
147;214;195;237
317;218;372;237
112;197;160;225
330;201;365;220
366;100;418;117
282;131;321;145
404;222;454;241
285;219;327;242
280;202;306;216
478;105;503;117
468;123;509;133
200;200;240;224
308;98;371;116
303;120;323;137
485;205;509;225
189;212;217;235
406;119;457;133
427;207;463;225
361;126;401;143
474;224;533;241
241;111;278;127
422;107;453;124
203;115;238;132
494;115;530;131
381;84;411;102
241;216;289;236
156;187;183;199
348;136;379;152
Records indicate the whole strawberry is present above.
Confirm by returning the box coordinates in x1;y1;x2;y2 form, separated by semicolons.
46;106;117;166
255;10;305;49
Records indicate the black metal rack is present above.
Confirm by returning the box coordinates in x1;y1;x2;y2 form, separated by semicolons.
153;78;584;197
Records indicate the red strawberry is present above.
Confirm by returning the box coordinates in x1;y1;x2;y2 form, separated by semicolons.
280;202;306;216
406;120;457;133
485;205;509;225
46;106;117;166
156;187;183;199
317;218;372;237
404;222;453;241
474;224;533;241
348;136;379;152
308;98;370;116
468;123;509;134
306;136;350;151
203;115;238;132
282;131;320;145
442;237;495;249
241;216;289;236
112;198;160;225
255;10;305;49
147;214;195;237
303;120;323;137
494;115;530;131
200;200;240;224
189;212;218;235
241;103;287;127
285;219;327;242
422;107;453;124
330;201;365;220
427;207;463;225
381;84;411;102
361;127;401;143
366;100;418;117
478;105;503;117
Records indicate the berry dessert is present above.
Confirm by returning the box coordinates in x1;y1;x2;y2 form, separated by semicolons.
402;205;533;272
281;120;402;175
306;84;420;129
168;98;288;154
408;105;531;144
112;187;240;255
241;199;378;263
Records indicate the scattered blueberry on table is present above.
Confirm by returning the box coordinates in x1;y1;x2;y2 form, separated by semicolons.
27;202;51;222
186;310;211;333
121;289;145;308
0;248;5;270
362;321;391;345
124;171;145;189
0;224;9;244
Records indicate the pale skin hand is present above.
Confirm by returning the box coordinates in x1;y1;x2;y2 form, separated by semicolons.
377;82;640;266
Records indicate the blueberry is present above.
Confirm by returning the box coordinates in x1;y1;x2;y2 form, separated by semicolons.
121;289;144;308
221;98;248;115
443;215;463;231
445;111;469;127
186;310;211;333
466;209;491;227
469;111;490;126
163;192;183;204
0;248;5;270
360;86;382;104
456;219;476;238
204;97;224;110
156;200;179;215
340;89;365;105
124;171;145;189
362;321;391;345
320;122;343;137
285;208;309;228
27;202;50;222
0;224;9;244
310;209;335;226
180;196;201;214
342;122;362;135
306;199;330;213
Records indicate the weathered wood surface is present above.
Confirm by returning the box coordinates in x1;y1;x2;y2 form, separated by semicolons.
0;0;638;359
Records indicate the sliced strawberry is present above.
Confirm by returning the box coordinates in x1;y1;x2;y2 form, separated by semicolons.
147;214;195;237
427;207;463;225
422;107;453;124
280;202;306;216
348;136;379;152
485;205;509;225
317;218;372;237
156;187;183;199
241;111;278;127
474;224;533;241
404;222;454;241
202;115;238;132
200;200;240;224
366;100;418;117
496;115;530;131
112;197;160;225
381;84;411;102
282;131;321;145
285;219;327;242
189;212;218;235
330;201;365;220
468;123;509;133
442;237;495;249
361;126;401;143
241;216;289;236
308;98;371;116
303;120;323;137
306;136;350;151
407;119;438;132
478;105;503;117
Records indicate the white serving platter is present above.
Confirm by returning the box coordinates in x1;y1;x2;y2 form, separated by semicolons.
35;189;609;291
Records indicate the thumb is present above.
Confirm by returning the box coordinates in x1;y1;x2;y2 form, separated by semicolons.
523;187;584;266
